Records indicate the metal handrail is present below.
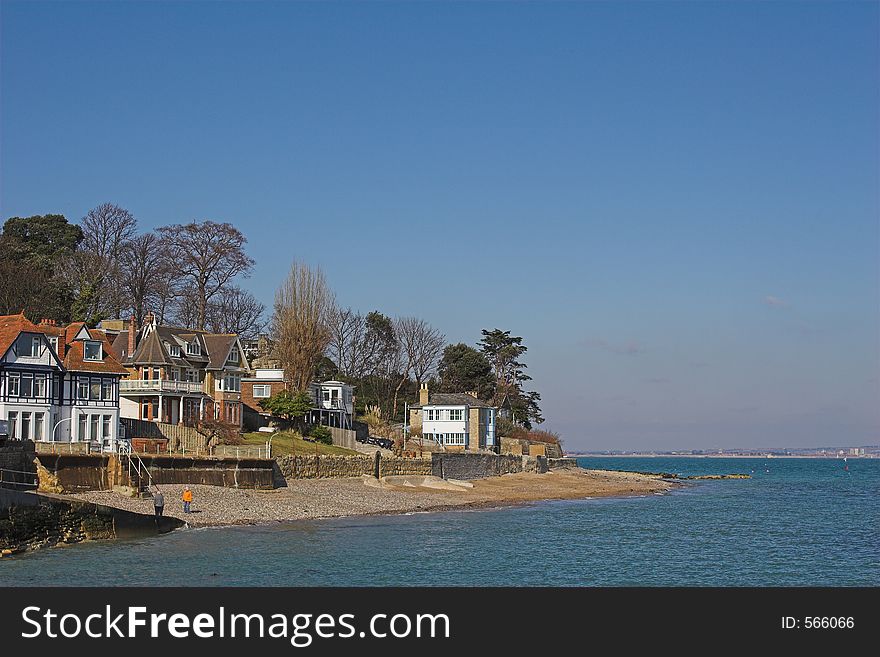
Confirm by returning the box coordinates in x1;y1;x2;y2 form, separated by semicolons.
117;440;155;490
0;466;38;489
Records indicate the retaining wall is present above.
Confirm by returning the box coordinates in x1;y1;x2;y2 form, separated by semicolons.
431;453;524;480
277;454;433;480
0;488;182;555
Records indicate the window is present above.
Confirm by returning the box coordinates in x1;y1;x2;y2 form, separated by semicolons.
168;344;181;357
186;340;201;356
90;415;99;441
90;378;102;400
8;373;20;396
83;341;102;361
20;373;33;397
34;375;46;398
28;335;41;357
8;412;18;439
78;379;89;400
102;415;112;440
226;347;239;364
48;336;58;354
78;414;87;441
34;413;44;441
449;409;464;421
220;374;240;392
439;433;466;446
102;379;113;400
253;385;271;398
21;412;31;441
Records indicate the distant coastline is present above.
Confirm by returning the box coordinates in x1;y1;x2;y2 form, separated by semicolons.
569;453;878;459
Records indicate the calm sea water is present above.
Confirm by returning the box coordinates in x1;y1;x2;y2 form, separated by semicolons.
2;457;877;586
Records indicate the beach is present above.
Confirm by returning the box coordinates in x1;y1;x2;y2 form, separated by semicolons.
66;469;677;528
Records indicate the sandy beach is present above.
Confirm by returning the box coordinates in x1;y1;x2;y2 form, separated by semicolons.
66;469;677;528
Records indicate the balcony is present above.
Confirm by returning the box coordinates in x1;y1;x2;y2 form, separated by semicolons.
120;380;205;394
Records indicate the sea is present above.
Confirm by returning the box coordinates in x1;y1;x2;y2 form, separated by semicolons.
1;457;877;586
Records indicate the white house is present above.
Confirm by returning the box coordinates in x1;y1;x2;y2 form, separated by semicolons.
241;369;355;431
408;384;496;451
0;314;128;448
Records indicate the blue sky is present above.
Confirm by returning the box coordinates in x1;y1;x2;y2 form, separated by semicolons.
1;1;877;450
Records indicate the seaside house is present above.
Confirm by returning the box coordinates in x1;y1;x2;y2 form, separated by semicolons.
0;313;128;448
408;383;496;452
241;368;355;431
107;313;249;427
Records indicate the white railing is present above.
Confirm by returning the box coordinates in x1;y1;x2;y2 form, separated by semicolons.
120;380;205;394
117;440;154;491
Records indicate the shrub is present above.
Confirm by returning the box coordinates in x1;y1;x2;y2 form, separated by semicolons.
526;429;562;446
310;425;333;445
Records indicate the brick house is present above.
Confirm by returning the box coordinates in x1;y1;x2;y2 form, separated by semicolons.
241;369;354;432
0;313;128;448
108;313;249;427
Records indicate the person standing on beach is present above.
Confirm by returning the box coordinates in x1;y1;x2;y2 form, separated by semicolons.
152;487;165;518
182;486;193;513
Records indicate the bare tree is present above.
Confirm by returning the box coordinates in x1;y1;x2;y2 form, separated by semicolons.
66;203;139;323
203;286;266;339
118;232;171;325
272;262;334;392
392;317;445;416
157;221;254;331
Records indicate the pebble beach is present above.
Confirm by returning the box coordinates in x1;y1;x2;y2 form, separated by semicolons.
67;469;678;528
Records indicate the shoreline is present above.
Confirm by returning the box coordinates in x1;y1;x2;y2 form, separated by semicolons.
571;454;875;459
64;469;679;530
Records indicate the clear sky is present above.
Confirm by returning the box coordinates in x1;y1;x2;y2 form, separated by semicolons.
1;1;877;451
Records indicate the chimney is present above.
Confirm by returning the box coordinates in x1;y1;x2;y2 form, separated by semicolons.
419;382;429;406
128;314;137;358
39;318;56;326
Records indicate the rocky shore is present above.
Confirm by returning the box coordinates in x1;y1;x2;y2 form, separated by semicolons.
66;469;678;528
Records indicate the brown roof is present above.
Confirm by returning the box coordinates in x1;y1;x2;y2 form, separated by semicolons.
0;313;39;357
0;313;128;375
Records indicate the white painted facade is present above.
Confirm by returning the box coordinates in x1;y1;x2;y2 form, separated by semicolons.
0;325;123;447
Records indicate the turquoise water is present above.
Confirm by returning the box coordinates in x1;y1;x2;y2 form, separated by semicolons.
1;457;877;586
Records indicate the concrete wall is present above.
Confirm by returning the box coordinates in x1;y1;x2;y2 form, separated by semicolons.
431;453;524;480
277;454;433;480
134;454;275;489
33;452;275;492
329;427;357;450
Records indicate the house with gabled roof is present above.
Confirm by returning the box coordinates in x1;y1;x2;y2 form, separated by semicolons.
107;313;250;427
0;313;128;448
408;383;497;452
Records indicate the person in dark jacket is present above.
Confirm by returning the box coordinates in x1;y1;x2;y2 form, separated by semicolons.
152;487;165;518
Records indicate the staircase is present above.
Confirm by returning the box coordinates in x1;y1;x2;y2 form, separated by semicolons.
117;440;155;497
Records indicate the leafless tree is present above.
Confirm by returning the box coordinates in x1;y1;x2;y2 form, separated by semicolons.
392;316;445;416
157;221;254;331
327;307;365;376
118;232;173;326
66;203;139;322
272;262;335;392
203;286;266;339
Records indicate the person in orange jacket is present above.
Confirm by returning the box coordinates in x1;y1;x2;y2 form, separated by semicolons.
182;486;193;513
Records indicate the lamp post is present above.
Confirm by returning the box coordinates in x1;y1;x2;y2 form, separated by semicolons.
52;417;73;443
266;431;280;459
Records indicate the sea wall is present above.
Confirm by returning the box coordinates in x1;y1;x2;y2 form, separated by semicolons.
33;453;275;492
0;440;38;488
0;489;182;556
125;455;275;490
277;454;433;480
431;453;525;480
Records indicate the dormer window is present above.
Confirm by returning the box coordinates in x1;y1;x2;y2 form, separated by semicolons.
83;341;103;361
48;337;58;354
168;344;181;357
226;347;239;365
22;335;41;357
186;341;201;356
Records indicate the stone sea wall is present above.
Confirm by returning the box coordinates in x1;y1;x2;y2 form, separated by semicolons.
277;454;433;480
0;488;182;556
